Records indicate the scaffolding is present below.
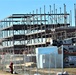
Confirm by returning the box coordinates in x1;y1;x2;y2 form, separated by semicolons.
0;4;76;75
0;4;74;54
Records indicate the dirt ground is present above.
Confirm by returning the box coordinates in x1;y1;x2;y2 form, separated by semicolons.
0;68;76;75
0;70;19;75
63;68;76;74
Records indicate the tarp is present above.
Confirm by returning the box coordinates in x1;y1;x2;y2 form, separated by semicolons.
36;46;58;54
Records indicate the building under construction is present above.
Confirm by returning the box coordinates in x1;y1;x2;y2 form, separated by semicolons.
0;4;76;54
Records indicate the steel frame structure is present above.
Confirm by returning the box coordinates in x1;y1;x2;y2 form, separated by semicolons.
0;4;75;54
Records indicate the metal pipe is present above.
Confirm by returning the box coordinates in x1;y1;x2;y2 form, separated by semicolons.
40;7;42;24
56;9;57;24
54;4;55;24
60;7;61;24
70;10;72;26
64;4;67;26
50;5;51;14
44;5;46;46
74;4;76;26
40;7;43;43
50;5;52;24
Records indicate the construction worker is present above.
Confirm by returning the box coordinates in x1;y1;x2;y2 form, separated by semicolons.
9;62;13;74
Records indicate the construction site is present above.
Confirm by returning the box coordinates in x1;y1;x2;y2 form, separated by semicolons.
0;4;76;75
